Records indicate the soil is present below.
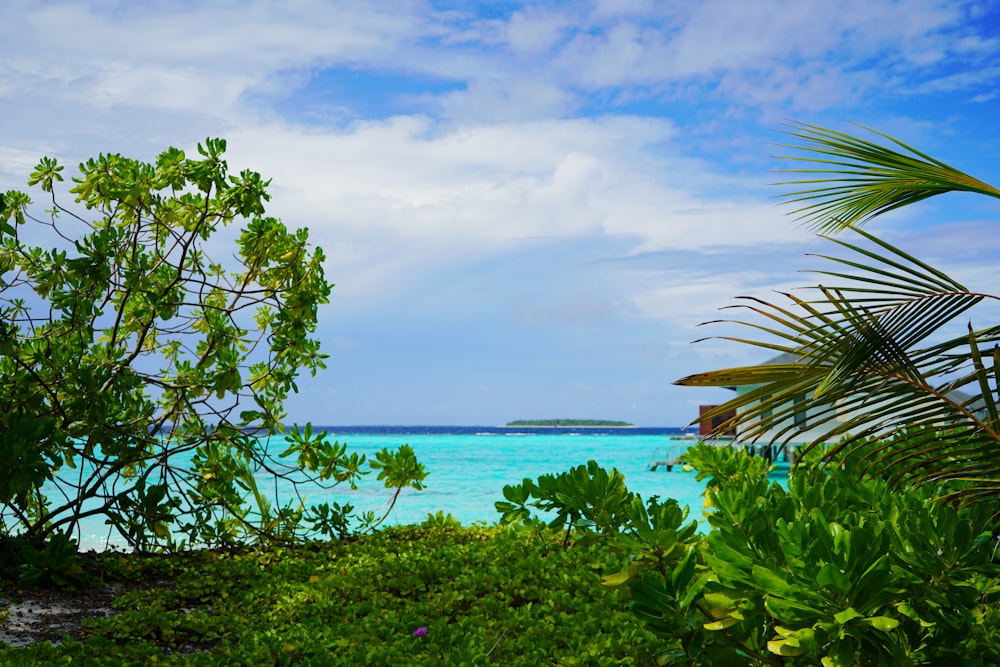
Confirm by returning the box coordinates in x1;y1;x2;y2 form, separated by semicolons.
0;583;123;647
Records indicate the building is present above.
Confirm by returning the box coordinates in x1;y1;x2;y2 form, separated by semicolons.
698;404;736;438
727;352;984;453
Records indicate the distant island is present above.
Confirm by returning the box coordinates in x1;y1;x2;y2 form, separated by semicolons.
506;419;635;428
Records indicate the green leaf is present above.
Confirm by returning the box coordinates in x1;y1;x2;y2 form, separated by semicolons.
704;617;740;631
702;592;740;610
601;561;646;589
861;616;899;631
767;638;808;656
833;607;862;624
817;563;851;595
751;565;797;597
765;596;823;623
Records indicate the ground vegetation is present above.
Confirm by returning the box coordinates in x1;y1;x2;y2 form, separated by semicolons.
498;443;1000;665
0;518;660;666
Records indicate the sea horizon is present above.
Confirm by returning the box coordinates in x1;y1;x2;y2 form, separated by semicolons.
302;425;692;435
58;428;720;551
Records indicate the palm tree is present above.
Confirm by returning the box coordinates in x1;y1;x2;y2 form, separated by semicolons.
676;121;1000;504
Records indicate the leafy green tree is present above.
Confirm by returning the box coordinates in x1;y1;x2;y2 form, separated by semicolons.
0;140;425;555
677;122;1000;504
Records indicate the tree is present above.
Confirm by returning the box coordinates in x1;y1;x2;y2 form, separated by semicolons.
0;140;425;555
676;122;1000;505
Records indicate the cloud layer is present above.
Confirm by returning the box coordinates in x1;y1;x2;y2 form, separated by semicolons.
2;0;998;424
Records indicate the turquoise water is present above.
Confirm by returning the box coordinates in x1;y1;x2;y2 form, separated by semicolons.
314;432;709;526
57;430;778;550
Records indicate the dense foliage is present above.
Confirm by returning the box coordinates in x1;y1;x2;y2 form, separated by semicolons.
0;142;425;562
0;519;661;666
498;443;1000;665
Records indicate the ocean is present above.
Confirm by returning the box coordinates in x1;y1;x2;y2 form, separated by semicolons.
313;426;709;526
65;426;769;550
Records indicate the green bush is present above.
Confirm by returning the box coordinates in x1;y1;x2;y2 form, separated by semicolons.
499;443;1000;665
0;143;425;556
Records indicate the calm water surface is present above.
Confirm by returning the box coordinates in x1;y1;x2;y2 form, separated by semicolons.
67;426;780;549
316;428;708;526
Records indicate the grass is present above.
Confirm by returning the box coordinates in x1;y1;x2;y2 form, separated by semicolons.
0;517;663;666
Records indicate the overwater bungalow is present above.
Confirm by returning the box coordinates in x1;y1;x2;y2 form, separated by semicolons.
697;351;986;462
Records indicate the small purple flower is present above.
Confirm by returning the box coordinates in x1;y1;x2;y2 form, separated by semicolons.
412;626;428;638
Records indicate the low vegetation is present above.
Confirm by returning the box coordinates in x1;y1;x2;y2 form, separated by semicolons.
0;517;660;666
499;441;1000;665
5;440;1000;666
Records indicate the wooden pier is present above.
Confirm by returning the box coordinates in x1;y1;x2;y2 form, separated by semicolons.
648;444;683;472
648;440;797;471
648;459;675;472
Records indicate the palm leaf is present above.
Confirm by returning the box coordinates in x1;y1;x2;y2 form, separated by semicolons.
810;224;967;295
679;121;1000;505
966;328;1000;432
676;234;1000;500
774;121;1000;234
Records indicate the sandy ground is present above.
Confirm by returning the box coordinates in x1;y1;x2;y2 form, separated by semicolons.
0;584;121;648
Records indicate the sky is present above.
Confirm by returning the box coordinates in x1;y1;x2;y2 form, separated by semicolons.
1;1;999;427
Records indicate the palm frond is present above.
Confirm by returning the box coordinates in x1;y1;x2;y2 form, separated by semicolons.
810;224;967;295
680;121;1000;505
967;328;1000;432
676;230;1000;502
774;121;1000;234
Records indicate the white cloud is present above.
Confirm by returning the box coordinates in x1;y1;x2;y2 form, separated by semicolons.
433;77;578;122
1;1;441;141
506;6;573;55
214;113;816;307
2;0;993;142
2;2;988;298
0;147;46;184
2;0;997;426
623;253;815;325
16;0;424;67
969;91;998;103
905;66;1000;95
532;0;985;111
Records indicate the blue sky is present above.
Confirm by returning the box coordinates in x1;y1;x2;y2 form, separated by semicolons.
2;0;999;426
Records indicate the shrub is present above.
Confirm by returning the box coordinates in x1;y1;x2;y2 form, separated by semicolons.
0;141;425;560
498;443;1000;665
